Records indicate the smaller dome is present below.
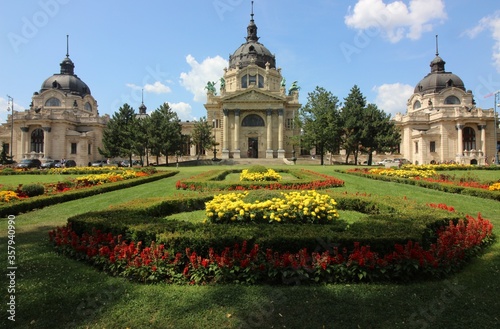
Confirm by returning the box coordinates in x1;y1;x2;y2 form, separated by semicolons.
414;55;465;94
40;55;91;97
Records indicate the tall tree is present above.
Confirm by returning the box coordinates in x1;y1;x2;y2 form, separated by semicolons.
360;103;401;164
191;117;214;157
99;103;138;164
298;86;341;165
147;103;181;165
340;85;366;164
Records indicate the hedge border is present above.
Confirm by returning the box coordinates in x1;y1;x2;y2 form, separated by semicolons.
0;171;178;217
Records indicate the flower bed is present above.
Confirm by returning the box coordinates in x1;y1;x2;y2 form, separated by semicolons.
205;190;339;224
49;213;494;284
240;168;282;182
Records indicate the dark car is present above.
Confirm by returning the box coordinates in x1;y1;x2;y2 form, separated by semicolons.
16;159;42;169
91;160;107;167
41;159;61;169
54;159;77;168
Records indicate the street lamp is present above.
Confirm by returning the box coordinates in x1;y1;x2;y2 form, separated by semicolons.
7;95;14;159
212;118;217;161
494;91;500;165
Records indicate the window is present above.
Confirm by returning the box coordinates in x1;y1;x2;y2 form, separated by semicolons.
3;143;9;156
88;143;92;155
240;74;264;88
430;141;436;153
45;97;60;107
286;118;294;129
84;102;92;112
463;127;476;151
413;100;421;110
71;143;77;154
30;128;44;153
415;141;419;154
241;76;247;88
242;114;265;127
444;95;461;105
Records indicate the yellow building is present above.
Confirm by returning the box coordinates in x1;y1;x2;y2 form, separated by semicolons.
203;9;301;159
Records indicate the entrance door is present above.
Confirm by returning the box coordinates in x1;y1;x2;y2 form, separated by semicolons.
247;137;258;158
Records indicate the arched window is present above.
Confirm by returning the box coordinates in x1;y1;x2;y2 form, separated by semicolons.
413;100;421;110
463;127;476;151
444;95;461;105
45;97;61;106
240;74;264;89
31;128;44;153
242;114;265;127
84;102;92;112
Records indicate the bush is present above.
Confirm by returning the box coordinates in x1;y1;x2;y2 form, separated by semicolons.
247;165;267;173
21;184;45;197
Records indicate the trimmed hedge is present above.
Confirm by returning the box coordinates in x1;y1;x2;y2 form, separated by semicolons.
66;191;460;256
0;171;178;217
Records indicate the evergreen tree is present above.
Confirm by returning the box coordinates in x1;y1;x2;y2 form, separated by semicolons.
147;103;181;165
99;103;138;165
191;117;214;157
298;86;341;165
340;85;366;164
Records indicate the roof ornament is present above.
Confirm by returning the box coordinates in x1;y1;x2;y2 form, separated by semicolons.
66;34;70;58
435;34;439;56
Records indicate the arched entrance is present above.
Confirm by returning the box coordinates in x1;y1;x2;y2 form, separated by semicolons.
248;137;258;158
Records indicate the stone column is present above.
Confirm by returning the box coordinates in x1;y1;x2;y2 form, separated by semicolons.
42;127;51;158
478;124;486;155
234;109;240;158
277;109;285;158
456;124;463;161
20;127;29;158
222;109;229;159
266;109;273;158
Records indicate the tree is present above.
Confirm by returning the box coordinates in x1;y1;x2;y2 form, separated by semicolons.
298;86;341;165
340;85;366;164
191;117;214;157
147;103;181;165
360;103;401;165
99;103;139;165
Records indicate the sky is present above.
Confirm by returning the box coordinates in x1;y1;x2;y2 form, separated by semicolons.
1;0;500;124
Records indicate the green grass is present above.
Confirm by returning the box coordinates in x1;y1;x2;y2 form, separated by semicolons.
1;165;499;329
0;174;77;187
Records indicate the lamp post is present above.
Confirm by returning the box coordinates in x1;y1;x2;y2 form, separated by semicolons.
212;118;217;161
7;95;14;159
494;91;500;165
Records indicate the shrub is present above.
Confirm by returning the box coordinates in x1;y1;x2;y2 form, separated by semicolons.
247;165;267;173
21;184;45;197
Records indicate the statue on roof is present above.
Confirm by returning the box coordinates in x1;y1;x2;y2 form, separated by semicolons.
280;77;286;88
205;81;217;95
220;77;225;91
288;81;300;95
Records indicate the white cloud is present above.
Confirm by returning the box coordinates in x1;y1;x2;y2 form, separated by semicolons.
373;83;414;116
345;0;447;43
169;102;193;121
462;11;500;73
179;54;228;102
126;81;171;94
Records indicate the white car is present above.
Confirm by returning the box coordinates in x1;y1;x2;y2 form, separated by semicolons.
377;159;393;166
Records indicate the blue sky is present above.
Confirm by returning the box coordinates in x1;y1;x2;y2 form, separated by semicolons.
1;0;500;124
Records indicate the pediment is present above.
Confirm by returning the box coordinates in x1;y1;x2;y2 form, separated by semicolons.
222;89;285;103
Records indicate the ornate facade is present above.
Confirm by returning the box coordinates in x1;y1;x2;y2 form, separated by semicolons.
203;8;301;159
0;50;109;165
394;49;498;165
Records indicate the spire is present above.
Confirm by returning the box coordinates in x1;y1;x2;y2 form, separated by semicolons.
430;34;445;73
60;34;75;75
246;1;259;42
139;89;147;114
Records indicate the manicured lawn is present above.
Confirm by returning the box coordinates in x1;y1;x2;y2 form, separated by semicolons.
1;165;499;329
0;174;78;186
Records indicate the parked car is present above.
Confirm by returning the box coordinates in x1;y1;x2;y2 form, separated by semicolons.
394;158;411;165
41;159;61;169
91;160;107;167
54;159;77;168
16;159;42;169
120;160;142;167
377;159;393;166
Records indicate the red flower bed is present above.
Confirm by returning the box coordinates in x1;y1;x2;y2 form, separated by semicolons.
49;214;494;284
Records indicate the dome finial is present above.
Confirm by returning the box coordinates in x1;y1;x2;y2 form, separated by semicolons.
251;1;254;22
66;34;70;58
435;34;439;56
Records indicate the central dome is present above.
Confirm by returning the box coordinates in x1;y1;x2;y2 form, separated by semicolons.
228;9;276;69
40;55;91;97
414;54;465;94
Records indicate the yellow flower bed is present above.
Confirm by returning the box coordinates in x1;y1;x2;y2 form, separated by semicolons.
205;190;338;224
75;170;139;186
0;190;20;203
402;164;473;171
240;169;282;182
488;182;500;191
369;168;437;179
48;166;120;174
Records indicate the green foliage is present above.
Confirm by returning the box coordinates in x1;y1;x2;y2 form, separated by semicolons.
21;183;45;197
242;189;282;203
246;165;267;173
148;103;182;164
191;116;214;156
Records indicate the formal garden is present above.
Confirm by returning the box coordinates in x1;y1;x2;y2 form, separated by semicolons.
1;164;499;328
